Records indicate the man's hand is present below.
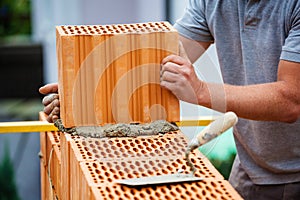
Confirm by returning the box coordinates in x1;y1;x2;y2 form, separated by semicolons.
160;54;203;105
39;83;60;123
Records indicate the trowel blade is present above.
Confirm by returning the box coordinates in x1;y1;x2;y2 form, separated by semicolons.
115;174;203;186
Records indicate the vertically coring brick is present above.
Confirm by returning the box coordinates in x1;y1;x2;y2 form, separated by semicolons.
56;22;180;128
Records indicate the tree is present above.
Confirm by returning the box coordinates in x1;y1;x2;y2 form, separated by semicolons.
0;142;20;200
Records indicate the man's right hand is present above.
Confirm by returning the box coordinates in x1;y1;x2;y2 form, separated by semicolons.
39;83;60;123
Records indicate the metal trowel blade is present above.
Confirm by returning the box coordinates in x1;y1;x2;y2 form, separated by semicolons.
115;174;203;186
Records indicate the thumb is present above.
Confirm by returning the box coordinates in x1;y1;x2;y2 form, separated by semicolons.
178;41;190;61
39;83;59;95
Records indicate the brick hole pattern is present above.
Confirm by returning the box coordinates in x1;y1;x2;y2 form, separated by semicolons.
39;112;242;200
48;130;222;185
47;131;61;145
73;131;222;187
60;22;172;35
51;131;61;150
44;131;61;167
67;131;222;183
91;180;237;200
82;154;217;186
75;132;187;160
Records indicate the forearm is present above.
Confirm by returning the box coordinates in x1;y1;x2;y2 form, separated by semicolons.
199;81;300;122
161;52;300;123
179;35;211;63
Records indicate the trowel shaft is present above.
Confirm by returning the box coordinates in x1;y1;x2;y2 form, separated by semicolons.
185;112;238;174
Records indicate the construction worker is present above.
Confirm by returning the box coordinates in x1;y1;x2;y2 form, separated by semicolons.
40;0;300;199
160;0;300;199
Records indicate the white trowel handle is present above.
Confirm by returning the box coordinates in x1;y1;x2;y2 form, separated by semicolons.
187;112;238;150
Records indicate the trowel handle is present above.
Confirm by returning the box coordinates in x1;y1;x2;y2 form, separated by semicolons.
188;112;238;150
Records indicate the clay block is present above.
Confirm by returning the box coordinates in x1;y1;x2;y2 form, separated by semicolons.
39;131;47;167
39;113;47;167
40;159;59;200
59;129;231;200
39;111;61;167
39;112;242;200
89;180;242;200
68;132;223;180
56;22;179;128
45;131;60;167
49;145;61;200
40;160;46;200
65;130;231;200
60;131;71;200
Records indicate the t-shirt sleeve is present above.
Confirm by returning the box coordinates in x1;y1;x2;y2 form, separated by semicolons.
173;0;214;42
281;5;300;63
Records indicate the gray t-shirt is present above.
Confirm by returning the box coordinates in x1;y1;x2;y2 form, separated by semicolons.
174;0;300;184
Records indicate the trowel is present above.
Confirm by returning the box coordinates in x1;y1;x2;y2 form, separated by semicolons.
115;111;238;186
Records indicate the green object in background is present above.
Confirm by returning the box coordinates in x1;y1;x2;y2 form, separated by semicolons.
0;142;20;200
0;0;31;44
199;129;236;180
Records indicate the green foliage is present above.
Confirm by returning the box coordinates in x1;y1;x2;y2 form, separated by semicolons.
199;129;236;180
208;151;236;179
0;142;20;200
0;0;31;37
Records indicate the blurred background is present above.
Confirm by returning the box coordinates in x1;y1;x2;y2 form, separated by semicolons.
0;0;236;199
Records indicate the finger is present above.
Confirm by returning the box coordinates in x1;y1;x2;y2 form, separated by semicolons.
39;83;59;95
46;113;59;123
161;71;180;83
46;111;55;123
42;94;59;106
52;107;60;115
50;107;60;123
51;115;59;122
46;115;52;123
44;99;60;115
179;41;189;60
161;54;186;66
160;79;179;93
161;62;196;82
160;62;181;76
44;104;52;115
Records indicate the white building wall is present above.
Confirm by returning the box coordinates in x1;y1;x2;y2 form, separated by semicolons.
32;0;165;83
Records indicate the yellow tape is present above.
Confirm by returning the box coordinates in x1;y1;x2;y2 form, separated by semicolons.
0;119;214;134
0;121;58;133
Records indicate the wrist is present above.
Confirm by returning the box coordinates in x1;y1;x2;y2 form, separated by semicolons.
196;81;211;108
200;82;228;112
